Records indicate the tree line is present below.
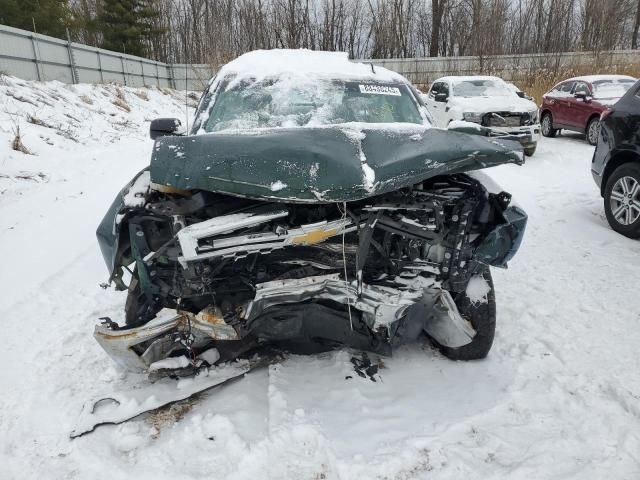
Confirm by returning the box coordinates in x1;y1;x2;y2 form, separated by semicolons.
1;0;639;63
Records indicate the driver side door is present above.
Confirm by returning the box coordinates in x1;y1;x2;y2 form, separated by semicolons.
552;81;575;126
567;81;593;130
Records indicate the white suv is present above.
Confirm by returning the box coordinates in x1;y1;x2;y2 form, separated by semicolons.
424;76;541;156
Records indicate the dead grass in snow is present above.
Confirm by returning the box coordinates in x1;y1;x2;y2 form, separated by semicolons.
11;124;33;155
112;87;131;112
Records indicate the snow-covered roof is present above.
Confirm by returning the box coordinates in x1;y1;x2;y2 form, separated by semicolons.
215;49;406;85
434;75;506;84
563;74;636;84
193;50;420;134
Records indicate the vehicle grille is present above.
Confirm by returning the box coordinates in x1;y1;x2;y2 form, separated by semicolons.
482;112;531;127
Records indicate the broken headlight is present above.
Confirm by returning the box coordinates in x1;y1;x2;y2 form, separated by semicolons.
529;109;539;123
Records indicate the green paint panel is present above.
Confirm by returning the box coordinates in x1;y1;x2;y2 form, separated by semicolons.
149;127;523;203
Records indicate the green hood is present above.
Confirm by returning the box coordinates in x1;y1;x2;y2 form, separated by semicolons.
149;126;523;203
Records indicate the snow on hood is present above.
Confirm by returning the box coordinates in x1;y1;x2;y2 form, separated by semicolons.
447;95;537;116
591;84;631;101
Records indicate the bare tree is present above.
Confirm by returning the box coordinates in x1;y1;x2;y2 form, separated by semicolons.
430;0;447;56
634;0;640;48
67;0;640;64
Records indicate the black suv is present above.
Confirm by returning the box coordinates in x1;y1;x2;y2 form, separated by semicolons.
592;79;640;238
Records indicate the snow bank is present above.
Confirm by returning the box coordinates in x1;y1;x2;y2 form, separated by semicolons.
0;74;193;198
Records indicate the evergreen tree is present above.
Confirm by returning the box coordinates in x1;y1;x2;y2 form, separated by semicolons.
97;0;162;57
0;0;72;39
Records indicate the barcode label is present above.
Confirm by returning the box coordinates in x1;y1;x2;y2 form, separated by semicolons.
358;85;401;96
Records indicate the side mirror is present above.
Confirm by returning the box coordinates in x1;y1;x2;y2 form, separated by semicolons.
434;93;448;103
574;92;589;101
150;118;184;140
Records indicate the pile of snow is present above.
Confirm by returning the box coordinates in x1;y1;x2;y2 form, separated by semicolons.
1;77;639;480
0;74;194;198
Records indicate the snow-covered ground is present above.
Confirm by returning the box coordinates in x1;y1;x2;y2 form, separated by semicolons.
1;76;639;480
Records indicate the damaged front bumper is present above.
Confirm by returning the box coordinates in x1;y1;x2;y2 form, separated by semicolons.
95;274;476;372
448;122;540;151
96;169;527;371
94;308;239;371
487;124;540;149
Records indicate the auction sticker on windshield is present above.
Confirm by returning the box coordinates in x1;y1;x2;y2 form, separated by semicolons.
359;84;401;96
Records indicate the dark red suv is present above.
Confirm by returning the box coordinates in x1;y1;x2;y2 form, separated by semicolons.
540;75;636;145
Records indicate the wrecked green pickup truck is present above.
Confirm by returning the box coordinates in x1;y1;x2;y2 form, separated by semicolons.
96;50;527;372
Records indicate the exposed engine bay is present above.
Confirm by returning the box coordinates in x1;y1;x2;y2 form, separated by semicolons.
96;171;526;371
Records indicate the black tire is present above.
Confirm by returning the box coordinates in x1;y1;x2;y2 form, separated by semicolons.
603;163;640;238
437;268;496;361
541;112;557;138
586;117;600;146
524;144;537;156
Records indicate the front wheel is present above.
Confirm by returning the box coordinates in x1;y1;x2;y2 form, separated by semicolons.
604;163;640;238
524;144;537;157
541;112;557;138
436;268;496;361
586;117;600;146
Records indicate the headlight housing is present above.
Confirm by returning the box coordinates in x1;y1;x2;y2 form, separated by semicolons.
462;112;482;123
529;109;539;123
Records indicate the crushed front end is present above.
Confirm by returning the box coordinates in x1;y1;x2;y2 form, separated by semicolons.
96;168;526;371
452;113;540;154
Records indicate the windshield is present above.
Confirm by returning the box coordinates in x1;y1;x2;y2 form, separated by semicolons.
592;79;636;99
452;79;513;97
202;77;423;132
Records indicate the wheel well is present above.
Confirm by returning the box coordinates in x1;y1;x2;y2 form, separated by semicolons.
601;150;640;195
540;109;552;119
586;113;600;129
